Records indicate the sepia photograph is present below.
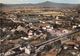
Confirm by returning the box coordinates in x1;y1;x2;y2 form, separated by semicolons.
0;0;80;56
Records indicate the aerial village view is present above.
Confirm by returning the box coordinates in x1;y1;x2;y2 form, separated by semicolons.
0;0;80;56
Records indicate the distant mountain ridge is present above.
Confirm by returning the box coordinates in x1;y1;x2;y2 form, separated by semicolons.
1;1;80;8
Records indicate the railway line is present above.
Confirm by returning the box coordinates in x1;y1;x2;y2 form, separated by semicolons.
35;29;80;48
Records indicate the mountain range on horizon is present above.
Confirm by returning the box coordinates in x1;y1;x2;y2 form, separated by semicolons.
1;1;80;8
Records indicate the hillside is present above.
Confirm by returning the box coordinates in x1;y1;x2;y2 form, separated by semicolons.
1;1;80;8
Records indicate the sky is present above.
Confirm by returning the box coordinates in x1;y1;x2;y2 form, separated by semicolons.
0;0;80;4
